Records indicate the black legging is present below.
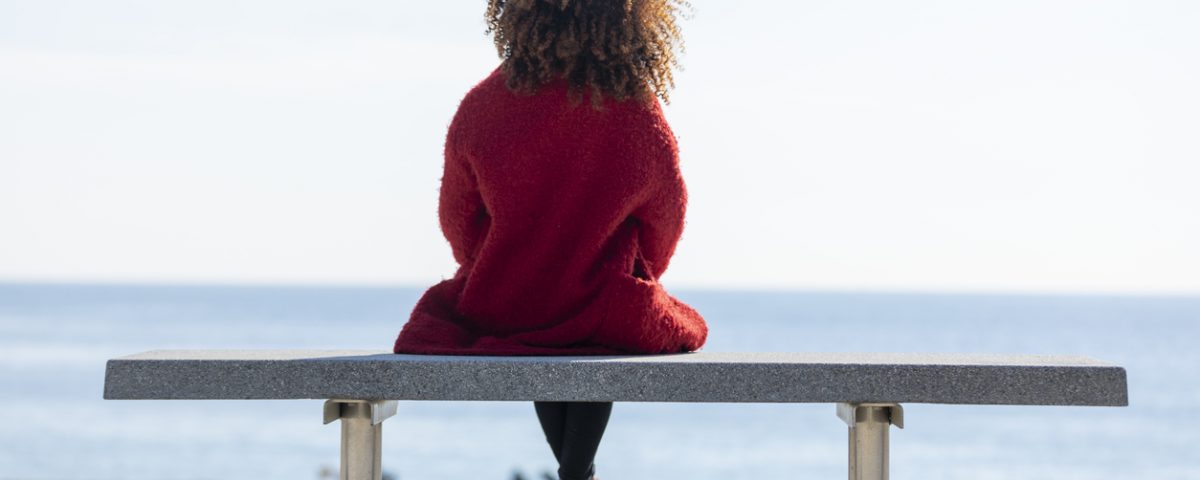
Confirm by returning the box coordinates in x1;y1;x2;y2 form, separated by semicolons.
533;401;613;480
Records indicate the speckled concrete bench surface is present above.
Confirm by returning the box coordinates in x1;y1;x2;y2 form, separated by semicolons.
104;350;1127;406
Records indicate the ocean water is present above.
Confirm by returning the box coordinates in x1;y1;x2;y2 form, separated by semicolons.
0;283;1197;480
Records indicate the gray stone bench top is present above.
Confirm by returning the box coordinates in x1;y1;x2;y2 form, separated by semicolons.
103;350;1127;406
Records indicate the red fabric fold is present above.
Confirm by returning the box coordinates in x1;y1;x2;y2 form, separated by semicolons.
393;67;707;356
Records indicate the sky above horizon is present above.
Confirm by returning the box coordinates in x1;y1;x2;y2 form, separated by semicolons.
2;0;1198;294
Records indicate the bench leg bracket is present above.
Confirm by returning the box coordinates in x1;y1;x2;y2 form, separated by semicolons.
837;402;904;480
323;399;398;480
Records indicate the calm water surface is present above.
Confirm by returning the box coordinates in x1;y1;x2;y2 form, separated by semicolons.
0;283;1196;480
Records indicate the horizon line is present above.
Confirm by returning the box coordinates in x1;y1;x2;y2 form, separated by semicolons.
2;277;1198;300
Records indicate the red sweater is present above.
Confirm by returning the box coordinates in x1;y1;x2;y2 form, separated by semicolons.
392;67;707;355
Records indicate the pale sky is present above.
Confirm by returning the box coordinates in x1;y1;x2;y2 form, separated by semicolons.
2;0;1198;294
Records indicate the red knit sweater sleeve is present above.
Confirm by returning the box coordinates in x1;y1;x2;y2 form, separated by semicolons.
437;134;489;266
628;106;688;281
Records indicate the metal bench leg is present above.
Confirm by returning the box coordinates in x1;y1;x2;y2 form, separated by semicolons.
324;399;398;480
837;403;904;480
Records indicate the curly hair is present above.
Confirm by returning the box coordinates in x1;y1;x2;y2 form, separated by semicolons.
485;0;688;107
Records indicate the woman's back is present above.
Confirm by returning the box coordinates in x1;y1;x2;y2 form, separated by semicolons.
394;2;698;477
393;67;706;355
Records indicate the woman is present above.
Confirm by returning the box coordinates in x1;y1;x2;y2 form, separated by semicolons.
393;1;706;478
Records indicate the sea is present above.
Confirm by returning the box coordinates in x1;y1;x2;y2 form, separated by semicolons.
0;283;1197;480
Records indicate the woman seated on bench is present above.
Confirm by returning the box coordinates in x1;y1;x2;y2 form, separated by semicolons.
393;1;707;479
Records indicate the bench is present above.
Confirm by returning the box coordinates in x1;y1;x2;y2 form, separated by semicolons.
104;350;1128;480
